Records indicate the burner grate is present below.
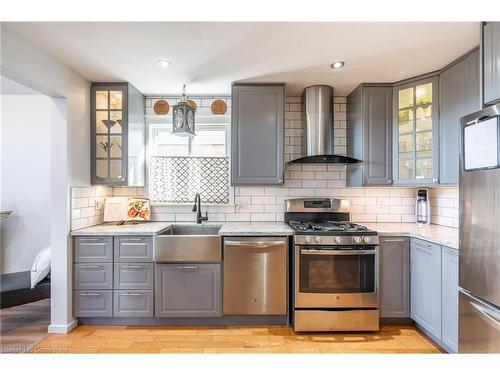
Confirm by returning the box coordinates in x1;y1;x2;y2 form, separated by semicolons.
289;220;368;233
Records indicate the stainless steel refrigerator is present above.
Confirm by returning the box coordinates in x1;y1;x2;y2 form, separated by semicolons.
459;103;500;353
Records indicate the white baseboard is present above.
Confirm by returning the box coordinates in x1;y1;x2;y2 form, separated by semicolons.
48;319;78;334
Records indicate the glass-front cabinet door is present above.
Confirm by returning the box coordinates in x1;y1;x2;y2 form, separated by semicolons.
91;84;128;185
393;76;439;185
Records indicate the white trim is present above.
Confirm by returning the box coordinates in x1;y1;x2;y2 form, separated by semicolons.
48;319;78;334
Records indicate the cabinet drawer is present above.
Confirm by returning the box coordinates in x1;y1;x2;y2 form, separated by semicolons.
114;263;154;290
74;237;113;263
74;263;113;290
114;236;153;262
411;238;440;251
155;263;221;317
73;290;112;317
113;290;154;317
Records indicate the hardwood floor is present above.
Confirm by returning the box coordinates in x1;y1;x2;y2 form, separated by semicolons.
0;298;50;353
34;324;444;354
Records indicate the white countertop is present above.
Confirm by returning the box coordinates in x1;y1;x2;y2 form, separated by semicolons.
71;221;294;237
71;221;458;249
71;221;175;236
361;223;459;249
217;222;294;236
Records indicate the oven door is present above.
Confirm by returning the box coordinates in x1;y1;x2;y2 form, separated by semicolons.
294;245;379;308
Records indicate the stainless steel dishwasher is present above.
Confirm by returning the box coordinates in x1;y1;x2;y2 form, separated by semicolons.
223;237;287;315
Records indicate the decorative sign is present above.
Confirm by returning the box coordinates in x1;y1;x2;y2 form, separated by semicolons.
127;198;151;221
153;99;170;115
211;99;227;115
187;99;197;110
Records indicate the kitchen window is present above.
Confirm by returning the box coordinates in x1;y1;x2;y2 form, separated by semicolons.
148;122;231;205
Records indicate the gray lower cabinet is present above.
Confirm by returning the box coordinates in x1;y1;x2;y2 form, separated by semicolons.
114;263;154;290
113;290;154;317
439;49;480;184
379;237;410;318
231;84;284;185
410;239;442;340
74;237;113;263
114;236;154;262
482;22;500;106
441;246;459;353
347;85;393;186
155;263;221;317
74;263;113;290
73;235;155;318
74;290;113;317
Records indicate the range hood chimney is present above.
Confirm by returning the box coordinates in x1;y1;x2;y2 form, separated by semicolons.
289;85;361;164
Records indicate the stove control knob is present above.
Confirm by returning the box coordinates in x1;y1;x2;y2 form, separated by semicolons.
353;236;362;244
314;236;322;244
363;236;372;244
334;236;343;244
304;236;312;244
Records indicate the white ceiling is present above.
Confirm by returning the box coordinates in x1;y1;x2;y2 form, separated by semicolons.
5;22;479;96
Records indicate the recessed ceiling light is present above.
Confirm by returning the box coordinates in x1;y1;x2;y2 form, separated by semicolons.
157;59;173;69
331;61;345;70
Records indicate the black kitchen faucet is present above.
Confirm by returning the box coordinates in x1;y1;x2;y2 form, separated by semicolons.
192;193;208;224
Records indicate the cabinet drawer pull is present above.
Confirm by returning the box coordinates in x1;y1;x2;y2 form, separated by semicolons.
80;265;104;269
79;292;101;296
122;265;144;269
383;239;405;242
122;292;142;296
177;265;198;270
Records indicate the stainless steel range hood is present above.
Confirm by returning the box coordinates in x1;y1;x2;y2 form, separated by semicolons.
289;85;361;164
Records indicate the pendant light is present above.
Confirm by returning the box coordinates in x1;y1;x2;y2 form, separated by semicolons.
172;84;195;136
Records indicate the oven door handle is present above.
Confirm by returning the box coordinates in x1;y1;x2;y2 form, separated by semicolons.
300;249;377;256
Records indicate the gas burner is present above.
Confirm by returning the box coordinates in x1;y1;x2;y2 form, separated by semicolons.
289;220;369;233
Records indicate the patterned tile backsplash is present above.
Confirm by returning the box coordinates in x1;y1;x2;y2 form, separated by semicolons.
150;156;230;204
70;95;459;230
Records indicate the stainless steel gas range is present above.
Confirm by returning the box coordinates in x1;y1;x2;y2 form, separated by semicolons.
285;198;380;332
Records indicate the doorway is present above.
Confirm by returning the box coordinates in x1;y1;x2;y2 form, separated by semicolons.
0;76;53;352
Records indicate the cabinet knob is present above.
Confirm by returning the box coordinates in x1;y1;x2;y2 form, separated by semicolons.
432;178;439;183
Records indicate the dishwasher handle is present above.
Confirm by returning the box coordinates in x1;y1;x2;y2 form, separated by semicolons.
224;239;286;248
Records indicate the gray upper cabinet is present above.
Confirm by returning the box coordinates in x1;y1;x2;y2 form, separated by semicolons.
347;85;393;186
410;239;442;341
231;84;284;185
91;83;145;186
379;237;410;318
439;49;480;184
441;246;459;353
482;22;500;106
393;75;439;185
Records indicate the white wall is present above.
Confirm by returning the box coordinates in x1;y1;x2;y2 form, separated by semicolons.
1;25;90;333
1;95;52;274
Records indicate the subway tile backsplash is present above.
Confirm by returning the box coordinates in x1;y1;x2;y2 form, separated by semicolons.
71;95;459;230
429;187;459;228
71;186;113;230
